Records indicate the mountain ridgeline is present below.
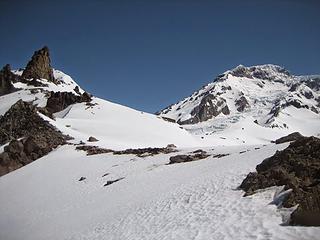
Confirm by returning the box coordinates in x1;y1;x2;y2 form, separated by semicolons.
158;64;320;130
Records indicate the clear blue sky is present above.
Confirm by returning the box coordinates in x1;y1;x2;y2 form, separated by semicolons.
1;0;319;113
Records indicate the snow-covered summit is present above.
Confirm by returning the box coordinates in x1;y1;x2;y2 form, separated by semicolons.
158;64;320;145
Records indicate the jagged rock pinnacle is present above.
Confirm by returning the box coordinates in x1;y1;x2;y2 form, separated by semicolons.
22;46;55;83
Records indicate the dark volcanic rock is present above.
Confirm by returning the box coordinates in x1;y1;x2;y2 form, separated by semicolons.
178;94;230;125
284;99;308;109
113;145;177;157
230;65;290;81
22;46;55;82
45;91;92;113
169;150;210;164
272;132;304;144
235;96;250;112
78;177;86;182
230;65;253;78
76;145;114;155
103;177;124;187
88;136;99;142
302;90;314;99
76;144;177;157
74;86;81;95
161;116;176;123
0;100;69;176
0;100;64;145
0;64;18;96
239;136;320;226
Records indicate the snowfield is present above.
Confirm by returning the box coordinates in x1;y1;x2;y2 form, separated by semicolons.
1;143;320;240
51;97;199;149
1;66;320;240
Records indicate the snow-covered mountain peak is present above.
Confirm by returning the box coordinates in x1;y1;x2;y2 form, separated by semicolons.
225;64;292;83
158;64;320;145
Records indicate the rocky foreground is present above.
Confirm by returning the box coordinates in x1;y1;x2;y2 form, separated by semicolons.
0;100;70;176
240;136;320;226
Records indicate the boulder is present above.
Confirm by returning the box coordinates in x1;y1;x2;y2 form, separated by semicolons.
88;136;99;142
169;150;210;164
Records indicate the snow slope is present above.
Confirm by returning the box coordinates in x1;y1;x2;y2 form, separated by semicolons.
50;97;199;149
1;143;320;240
1;69;198;149
1;63;320;240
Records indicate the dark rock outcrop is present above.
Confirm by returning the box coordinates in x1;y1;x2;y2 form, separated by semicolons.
22;78;48;87
78;177;86;181
230;65;290;81
169;150;210;164
0;64;18;96
268;98;311;122
88;136;99;142
21;46;55;82
76;145;114;155
113;145;177;157
161;116;176;123
235;96;250;112
178;94;230;125
45;91;92;113
272;132;304;144
284;99;309;109
0;100;64;145
239;136;320;226
76;144;177;157
103;177;124;187
0;100;69;176
230;65;253;78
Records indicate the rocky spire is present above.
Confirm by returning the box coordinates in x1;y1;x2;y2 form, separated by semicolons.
0;64;17;96
22;46;55;83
